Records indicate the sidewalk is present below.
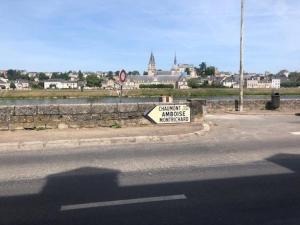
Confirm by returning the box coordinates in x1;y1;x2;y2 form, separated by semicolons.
0;122;209;152
224;110;299;115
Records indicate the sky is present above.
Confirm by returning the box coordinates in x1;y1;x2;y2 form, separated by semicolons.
0;0;299;73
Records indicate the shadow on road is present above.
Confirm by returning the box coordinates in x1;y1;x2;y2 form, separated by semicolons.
1;154;300;225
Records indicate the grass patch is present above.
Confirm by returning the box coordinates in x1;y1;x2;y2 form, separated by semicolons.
110;122;122;129
34;127;47;131
0;88;299;99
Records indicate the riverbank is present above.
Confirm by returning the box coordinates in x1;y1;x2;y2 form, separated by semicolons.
1;95;300;106
0;88;299;99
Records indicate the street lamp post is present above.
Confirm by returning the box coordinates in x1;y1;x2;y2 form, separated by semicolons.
239;0;244;112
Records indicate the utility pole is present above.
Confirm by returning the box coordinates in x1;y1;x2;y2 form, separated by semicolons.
239;0;244;112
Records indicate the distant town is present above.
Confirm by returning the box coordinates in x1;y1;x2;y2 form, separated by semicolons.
0;52;299;91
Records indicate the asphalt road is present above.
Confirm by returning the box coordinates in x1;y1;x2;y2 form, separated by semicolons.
0;114;300;225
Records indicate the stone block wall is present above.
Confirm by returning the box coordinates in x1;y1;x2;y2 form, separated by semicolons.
0;103;160;131
0;99;298;130
206;99;300;113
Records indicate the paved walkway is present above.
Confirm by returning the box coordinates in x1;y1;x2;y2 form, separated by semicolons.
223;110;299;115
0;123;207;152
0;123;203;143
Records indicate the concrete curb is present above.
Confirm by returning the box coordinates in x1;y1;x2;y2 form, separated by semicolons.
224;111;298;116
0;123;210;153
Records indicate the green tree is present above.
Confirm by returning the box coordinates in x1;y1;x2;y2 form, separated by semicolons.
61;72;69;80
205;66;216;76
51;72;68;80
7;70;21;81
86;75;101;87
289;72;300;82
21;74;30;81
51;72;59;79
281;80;300;87
202;80;209;86
78;70;84;81
187;78;200;88
115;71;120;76
143;71;148;76
38;73;49;81
31;81;44;89
105;71;114;80
106;73;114;80
185;68;190;75
131;71;140;75
10;82;16;90
199;62;207;76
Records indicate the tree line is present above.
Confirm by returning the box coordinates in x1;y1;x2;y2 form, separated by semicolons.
195;62;216;77
281;72;300;87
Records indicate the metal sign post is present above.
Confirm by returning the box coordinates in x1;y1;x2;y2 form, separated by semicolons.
239;0;244;112
120;84;123;103
119;69;127;103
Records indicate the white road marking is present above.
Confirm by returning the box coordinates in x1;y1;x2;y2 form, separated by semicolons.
60;194;187;211
290;132;300;135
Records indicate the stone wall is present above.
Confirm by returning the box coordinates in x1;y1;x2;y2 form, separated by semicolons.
0;99;298;131
206;99;300;113
0;103;158;130
0;102;199;131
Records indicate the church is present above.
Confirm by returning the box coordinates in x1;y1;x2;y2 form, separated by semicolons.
147;52;196;77
123;52;196;89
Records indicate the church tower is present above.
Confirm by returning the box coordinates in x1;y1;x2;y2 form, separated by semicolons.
174;52;177;66
148;52;157;76
171;52;178;75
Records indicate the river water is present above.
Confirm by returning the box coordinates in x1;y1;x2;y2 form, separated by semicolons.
0;95;299;105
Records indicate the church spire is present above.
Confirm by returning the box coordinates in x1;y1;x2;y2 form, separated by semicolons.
174;52;177;66
148;51;156;76
149;52;155;65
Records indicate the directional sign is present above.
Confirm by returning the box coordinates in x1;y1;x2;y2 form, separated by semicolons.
145;105;190;124
119;69;127;83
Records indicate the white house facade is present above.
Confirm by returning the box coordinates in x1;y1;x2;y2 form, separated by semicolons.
246;78;280;89
271;79;281;89
0;79;9;90
44;79;78;89
14;80;30;90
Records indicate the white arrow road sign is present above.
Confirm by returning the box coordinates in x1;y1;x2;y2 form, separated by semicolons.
145;105;191;124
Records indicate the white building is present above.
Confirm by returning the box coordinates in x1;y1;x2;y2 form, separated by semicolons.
45;72;52;78
246;79;280;89
44;79;78;89
96;71;108;77
68;73;79;81
176;76;189;89
102;79;118;90
122;74;188;90
0;79;9;90
174;64;197;78
233;83;240;89
223;80;237;88
271;79;281;89
14;80;30;90
27;72;38;78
